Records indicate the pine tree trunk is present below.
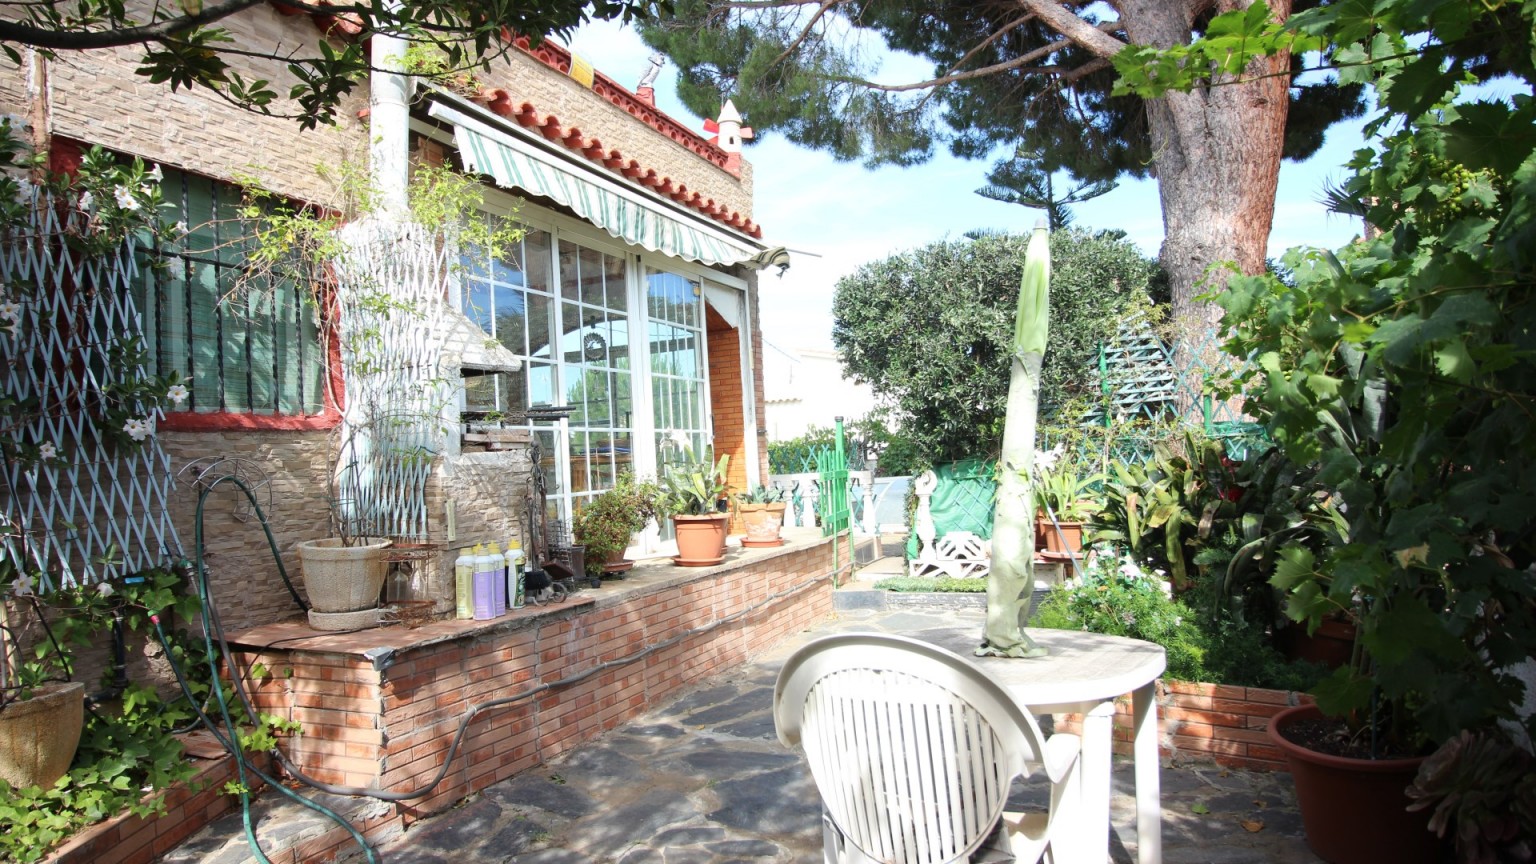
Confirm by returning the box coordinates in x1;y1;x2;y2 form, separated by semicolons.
1120;0;1293;347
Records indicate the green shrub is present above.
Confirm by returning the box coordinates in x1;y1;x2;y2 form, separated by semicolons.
872;576;987;593
1031;554;1322;689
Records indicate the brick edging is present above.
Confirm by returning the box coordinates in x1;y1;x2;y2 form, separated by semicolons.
1053;679;1313;771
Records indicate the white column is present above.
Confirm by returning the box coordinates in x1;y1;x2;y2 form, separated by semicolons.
1081;700;1117;863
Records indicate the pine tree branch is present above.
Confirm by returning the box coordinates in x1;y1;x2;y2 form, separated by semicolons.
1016;0;1127;60
771;0;842;67
0;0;266;50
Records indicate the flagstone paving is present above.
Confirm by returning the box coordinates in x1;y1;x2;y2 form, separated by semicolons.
352;605;1322;864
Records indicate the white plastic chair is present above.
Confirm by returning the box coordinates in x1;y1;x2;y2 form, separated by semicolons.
774;633;1082;864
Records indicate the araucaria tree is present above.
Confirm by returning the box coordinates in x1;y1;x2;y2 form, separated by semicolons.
641;0;1365;337
0;0;658;129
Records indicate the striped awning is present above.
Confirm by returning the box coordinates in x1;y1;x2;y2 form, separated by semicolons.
429;103;761;268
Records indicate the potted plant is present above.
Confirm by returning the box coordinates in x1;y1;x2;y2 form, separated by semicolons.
734;484;788;548
660;449;731;566
0;577;85;791
573;472;663;579
1031;445;1101;556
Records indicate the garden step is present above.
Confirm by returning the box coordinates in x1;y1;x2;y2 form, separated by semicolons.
158;782;393;864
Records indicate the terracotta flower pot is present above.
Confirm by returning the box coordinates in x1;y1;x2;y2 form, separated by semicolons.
0;682;84;790
1038;519;1084;555
738;502;787;548
672;513;729;565
1267;703;1440;864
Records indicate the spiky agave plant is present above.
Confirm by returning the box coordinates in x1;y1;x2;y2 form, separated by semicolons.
979;220;1051;658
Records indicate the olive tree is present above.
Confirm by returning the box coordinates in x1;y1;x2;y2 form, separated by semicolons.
832;227;1161;464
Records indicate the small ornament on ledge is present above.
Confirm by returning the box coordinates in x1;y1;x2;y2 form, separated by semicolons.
636;53;664;106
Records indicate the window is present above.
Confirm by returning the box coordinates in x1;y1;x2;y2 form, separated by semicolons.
132;169;326;415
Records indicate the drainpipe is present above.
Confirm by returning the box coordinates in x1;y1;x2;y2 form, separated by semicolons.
370;3;410;216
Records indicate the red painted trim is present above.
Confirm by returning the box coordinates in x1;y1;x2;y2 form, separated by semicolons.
49;137;85;175
160;410;340;432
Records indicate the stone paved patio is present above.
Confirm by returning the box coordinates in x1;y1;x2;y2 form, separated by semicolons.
345;605;1323;864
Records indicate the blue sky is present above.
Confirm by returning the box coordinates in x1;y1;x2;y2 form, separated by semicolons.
563;21;1372;351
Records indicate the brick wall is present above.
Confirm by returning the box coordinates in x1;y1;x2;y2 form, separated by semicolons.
228;538;839;855
0;9;365;205
491;49;753;221
706;305;748;497
43;748;271;864
1053;679;1311;772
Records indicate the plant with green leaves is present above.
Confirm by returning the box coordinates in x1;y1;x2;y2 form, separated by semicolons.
659;449;731;517
980;220;1050;659
1115;0;1536;808
1031;445;1103;523
573;472;664;576
736;484;785;505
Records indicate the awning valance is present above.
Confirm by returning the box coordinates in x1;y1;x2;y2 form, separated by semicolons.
428;102;763;268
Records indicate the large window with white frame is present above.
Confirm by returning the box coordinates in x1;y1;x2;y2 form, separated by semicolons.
459;213;716;546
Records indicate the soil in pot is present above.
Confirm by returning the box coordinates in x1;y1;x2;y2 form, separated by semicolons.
1268;703;1442;864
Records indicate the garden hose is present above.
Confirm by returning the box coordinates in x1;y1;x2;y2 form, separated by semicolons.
173;471;849;859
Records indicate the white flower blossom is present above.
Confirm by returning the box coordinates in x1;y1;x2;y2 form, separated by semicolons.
114;185;140;211
78;190;94;211
174;220;189;236
147;165;163;183
123;417;152;441
166;384;189;404
10;574;35;597
38;442;57;461
96;582;115;597
1034;443;1066;475
0;300;19;322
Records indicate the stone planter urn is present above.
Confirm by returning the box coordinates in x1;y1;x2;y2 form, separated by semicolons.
738;502;787;548
0;681;85;790
296;537;390;630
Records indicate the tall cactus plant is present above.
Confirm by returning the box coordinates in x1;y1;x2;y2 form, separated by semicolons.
979;220;1051;658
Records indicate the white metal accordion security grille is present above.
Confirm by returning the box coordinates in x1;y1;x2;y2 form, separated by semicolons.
0;190;180;592
331;218;450;542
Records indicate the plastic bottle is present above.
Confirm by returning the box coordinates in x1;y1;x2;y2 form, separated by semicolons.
506;540;526;609
454;547;474;619
481;543;506;616
471;544;495;620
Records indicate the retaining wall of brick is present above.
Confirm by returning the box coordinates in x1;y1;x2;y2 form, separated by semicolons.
1053;679;1311;772
224;535;840;857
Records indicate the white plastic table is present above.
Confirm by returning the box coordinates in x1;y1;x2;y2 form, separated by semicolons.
924;626;1167;864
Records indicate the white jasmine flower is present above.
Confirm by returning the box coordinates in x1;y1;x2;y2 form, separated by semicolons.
10;574;34;596
174;220;188;236
38;442;56;461
78;190;94;211
0;300;19;321
114;185;140;211
166;384;189;404
147;165;163;183
96;582;115;597
123;417;152;441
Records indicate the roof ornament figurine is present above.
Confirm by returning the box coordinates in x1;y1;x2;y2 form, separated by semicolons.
638;53;665;89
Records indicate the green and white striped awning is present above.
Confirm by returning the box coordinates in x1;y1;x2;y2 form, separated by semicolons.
429;102;761;268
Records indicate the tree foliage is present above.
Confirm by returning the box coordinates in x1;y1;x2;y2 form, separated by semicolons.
0;0;659;129
639;0;1368;341
832;228;1160;464
1144;0;1536;761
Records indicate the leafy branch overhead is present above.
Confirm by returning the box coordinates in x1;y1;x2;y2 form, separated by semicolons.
0;0;662;128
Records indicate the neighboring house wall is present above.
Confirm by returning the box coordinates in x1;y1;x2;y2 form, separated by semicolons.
762;342;878;441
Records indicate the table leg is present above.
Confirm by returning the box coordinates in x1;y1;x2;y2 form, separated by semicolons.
1081;700;1116;862
1133;681;1162;864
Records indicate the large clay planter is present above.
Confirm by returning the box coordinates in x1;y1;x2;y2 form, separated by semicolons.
672;514;729;565
296;537;390;613
738;503;787;548
1267;703;1440;864
0;682;85;790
